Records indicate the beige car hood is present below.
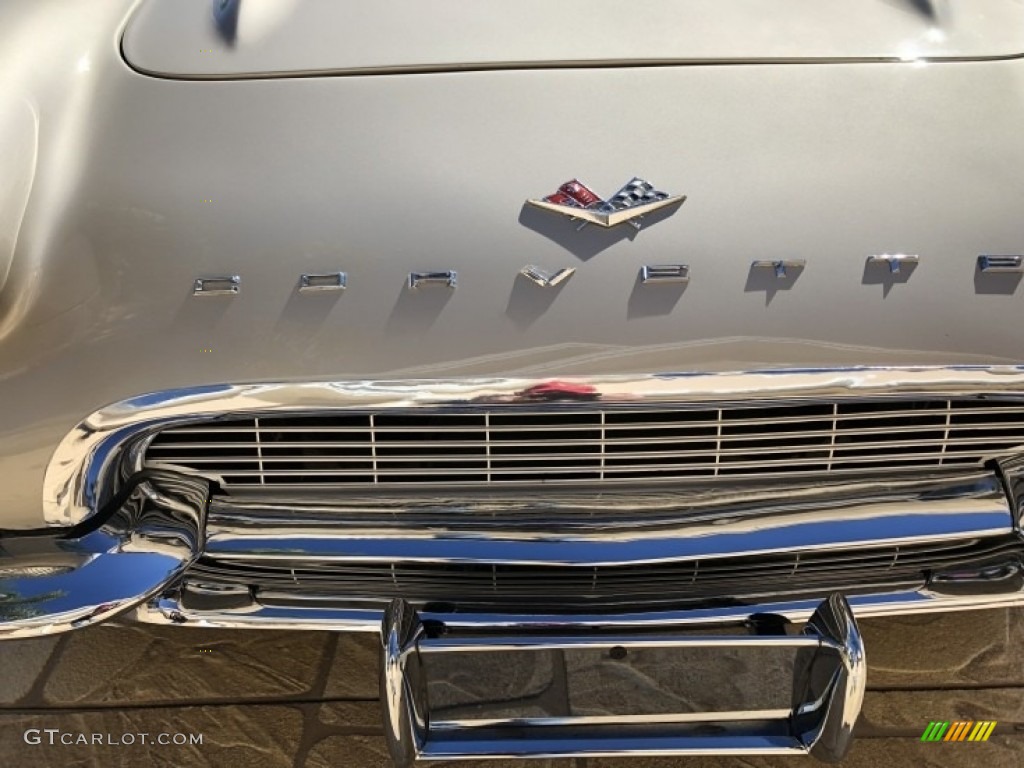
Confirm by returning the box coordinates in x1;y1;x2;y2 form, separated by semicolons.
122;0;1024;78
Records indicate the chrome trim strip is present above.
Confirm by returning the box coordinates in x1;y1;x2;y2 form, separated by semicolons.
431;711;796;729
124;56;1024;84
978;255;1024;273
134;583;1024;633
42;366;1024;526
407;271;457;290
0;472;208;639
419;635;824;652
192;275;240;296
299;272;347;292
376;595;864;764
419;737;800;760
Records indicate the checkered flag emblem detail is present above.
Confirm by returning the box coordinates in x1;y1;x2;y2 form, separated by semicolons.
529;177;684;230
607;178;670;211
543;178;669;212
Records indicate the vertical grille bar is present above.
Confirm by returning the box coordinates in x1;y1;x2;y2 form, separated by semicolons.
939;400;952;466
254;416;266;485
826;403;838;472
485;411;492;483
600;410;606;481
370;413;378;484
714;408;723;477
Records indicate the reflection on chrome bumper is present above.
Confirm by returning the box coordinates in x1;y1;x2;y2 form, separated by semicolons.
7;364;1024;765
135;467;1024;628
135;584;1024;635
1;467;1022;766
4;466;1024;638
380;595;865;764
200;471;1013;566
0;472;208;639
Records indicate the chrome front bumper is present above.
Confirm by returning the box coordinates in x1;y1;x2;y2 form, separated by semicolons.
0;471;208;638
4;365;1024;763
0;468;1022;764
2;465;1024;637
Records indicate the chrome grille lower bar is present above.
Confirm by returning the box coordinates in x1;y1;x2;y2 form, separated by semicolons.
130;465;1024;631
199;471;1012;567
379;595;866;765
5;462;1024;643
181;535;1021;611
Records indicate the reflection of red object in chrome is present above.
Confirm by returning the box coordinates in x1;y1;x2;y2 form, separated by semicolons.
92;601;117;616
71;601;120;628
519;381;600;401
545;180;602;208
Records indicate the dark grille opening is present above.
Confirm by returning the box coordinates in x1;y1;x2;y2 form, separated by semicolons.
184;538;1022;611
143;397;1024;489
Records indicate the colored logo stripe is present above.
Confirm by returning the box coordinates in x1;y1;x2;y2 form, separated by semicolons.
922;720;996;742
969;721;997;742
945;721;972;741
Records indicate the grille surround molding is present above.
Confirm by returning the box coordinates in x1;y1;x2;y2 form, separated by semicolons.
42;367;1024;525
142;396;1024;490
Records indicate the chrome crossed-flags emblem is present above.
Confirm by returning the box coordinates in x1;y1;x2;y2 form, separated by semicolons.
527;178;685;231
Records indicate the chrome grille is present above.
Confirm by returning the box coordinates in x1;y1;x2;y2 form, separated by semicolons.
184;537;1021;610
143;398;1024;488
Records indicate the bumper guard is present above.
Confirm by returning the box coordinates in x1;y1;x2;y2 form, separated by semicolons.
380;594;866;765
